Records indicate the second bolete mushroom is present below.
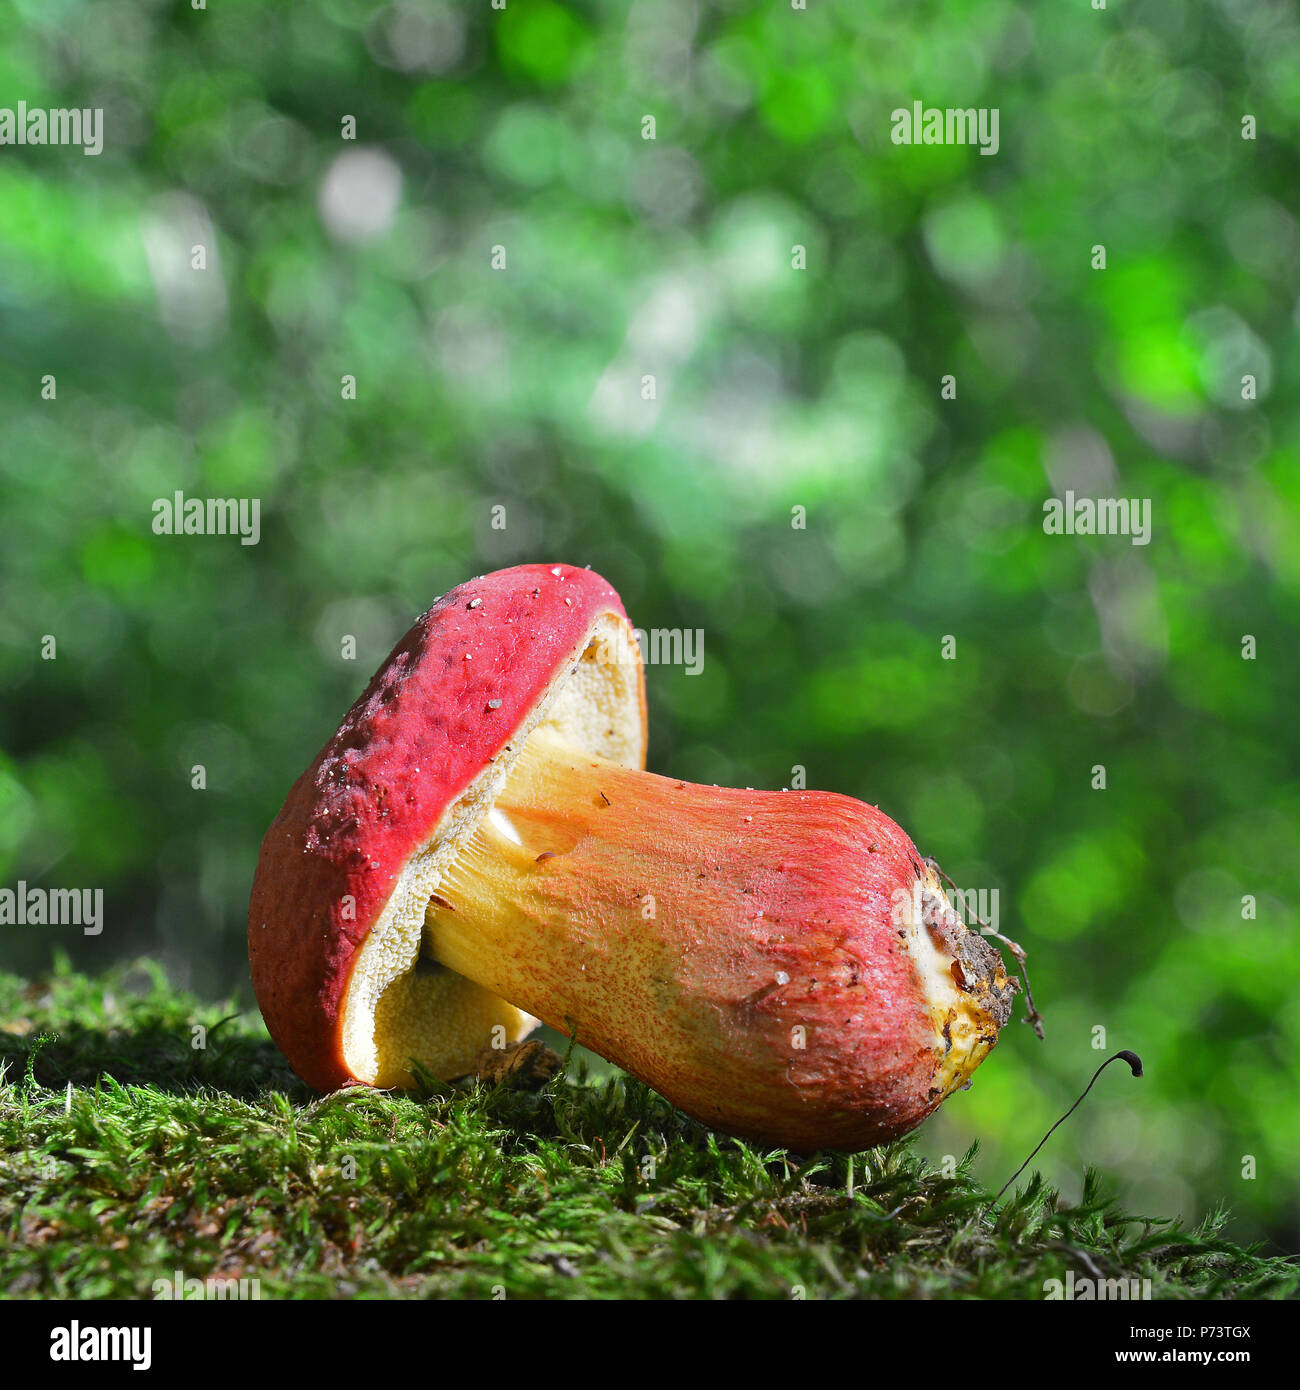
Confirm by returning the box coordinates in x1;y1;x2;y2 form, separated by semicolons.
250;564;1014;1149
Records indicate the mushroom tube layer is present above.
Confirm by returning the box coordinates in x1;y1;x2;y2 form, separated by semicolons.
341;611;645;1087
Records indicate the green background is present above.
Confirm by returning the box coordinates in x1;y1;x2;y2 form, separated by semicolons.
1;0;1297;1252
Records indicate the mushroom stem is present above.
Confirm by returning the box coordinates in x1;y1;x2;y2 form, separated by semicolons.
423;726;1014;1148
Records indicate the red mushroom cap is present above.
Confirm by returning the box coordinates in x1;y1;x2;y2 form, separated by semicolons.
248;563;646;1090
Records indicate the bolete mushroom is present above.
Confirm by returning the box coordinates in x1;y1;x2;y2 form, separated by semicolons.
249;563;1014;1149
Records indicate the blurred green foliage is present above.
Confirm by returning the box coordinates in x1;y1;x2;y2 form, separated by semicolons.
1;0;1297;1250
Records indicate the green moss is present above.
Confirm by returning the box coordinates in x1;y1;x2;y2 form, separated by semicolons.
1;960;1294;1301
